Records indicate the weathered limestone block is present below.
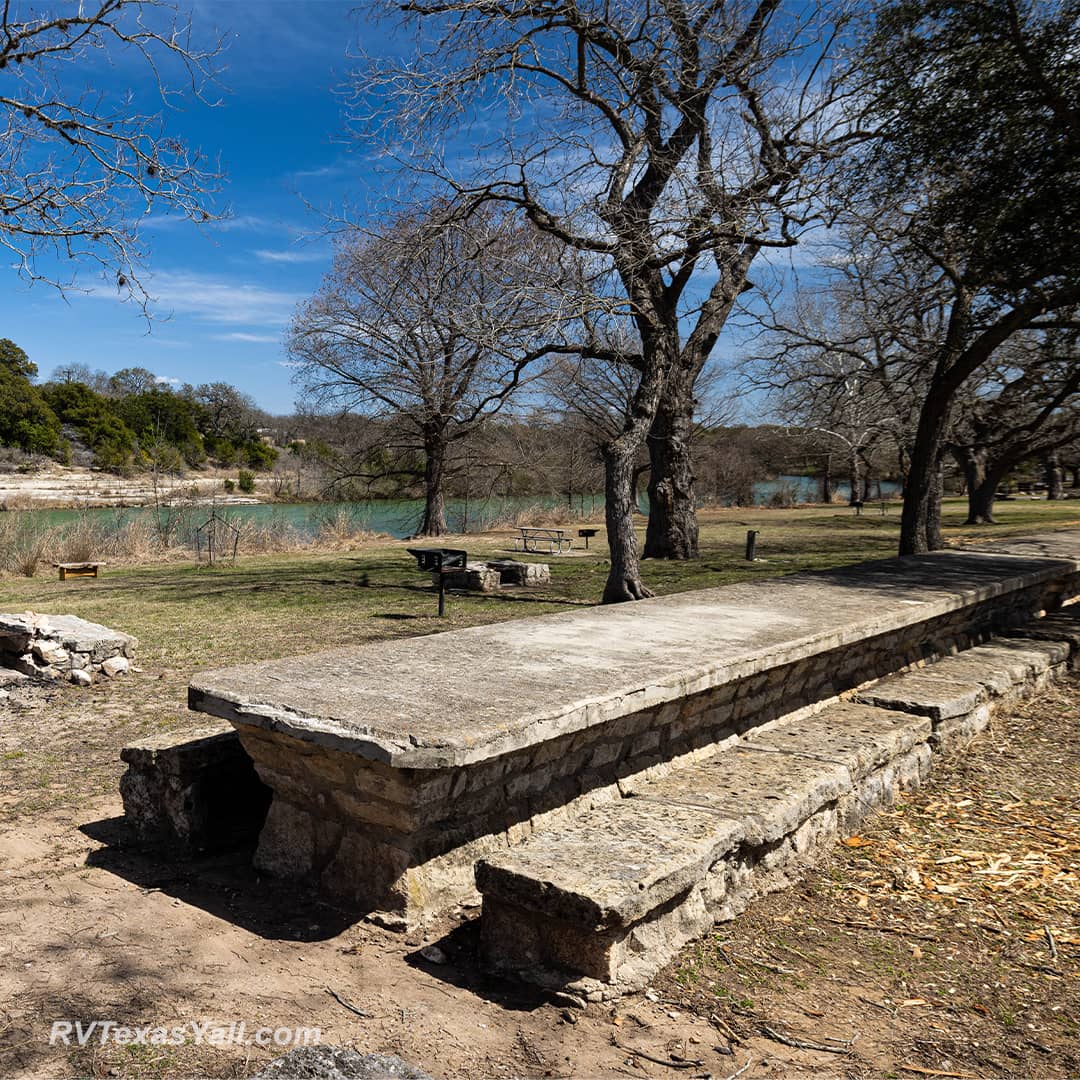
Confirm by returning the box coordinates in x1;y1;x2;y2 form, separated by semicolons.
120;724;270;855
858;635;1070;749
0;611;137;683
253;1047;433;1080
437;562;501;593
1001;606;1080;668
101;655;130;678
487;560;551;586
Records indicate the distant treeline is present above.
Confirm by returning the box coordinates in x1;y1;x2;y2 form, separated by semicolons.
0;342;277;474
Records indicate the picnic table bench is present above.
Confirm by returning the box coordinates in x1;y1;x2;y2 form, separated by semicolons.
514;526;572;554
54;561;102;580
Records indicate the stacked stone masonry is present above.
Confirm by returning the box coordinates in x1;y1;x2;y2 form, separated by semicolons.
476;620;1077;997
120;723;270;855
183;534;1080;934
0;612;136;685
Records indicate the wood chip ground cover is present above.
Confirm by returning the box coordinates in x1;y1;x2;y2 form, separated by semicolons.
657;676;1080;1079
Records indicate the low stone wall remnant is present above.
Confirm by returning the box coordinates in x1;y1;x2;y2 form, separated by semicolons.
0;612;137;685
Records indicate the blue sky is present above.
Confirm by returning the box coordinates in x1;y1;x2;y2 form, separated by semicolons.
2;1;389;414
2;2;826;419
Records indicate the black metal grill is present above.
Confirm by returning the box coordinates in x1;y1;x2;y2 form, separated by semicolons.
407;547;468;615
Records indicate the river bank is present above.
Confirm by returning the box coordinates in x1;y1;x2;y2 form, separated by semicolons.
1;463;899;521
0;464;262;509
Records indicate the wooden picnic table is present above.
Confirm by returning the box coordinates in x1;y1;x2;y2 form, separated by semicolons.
514;527;572;554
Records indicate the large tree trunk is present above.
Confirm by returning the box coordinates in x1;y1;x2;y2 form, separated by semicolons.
899;390;953;554
926;462;944;549
602;445;653;603
953;445;995;524
641;251;754;560
966;478;998;524
644;374;699;559
417;429;449;536
848;445;861;505
1045;451;1064;499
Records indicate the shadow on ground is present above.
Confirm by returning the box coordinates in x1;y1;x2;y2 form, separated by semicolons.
80;816;358;942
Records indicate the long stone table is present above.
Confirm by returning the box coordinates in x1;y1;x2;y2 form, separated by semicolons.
188;533;1080;928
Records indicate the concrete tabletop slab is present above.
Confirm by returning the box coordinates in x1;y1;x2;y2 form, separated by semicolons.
188;533;1080;769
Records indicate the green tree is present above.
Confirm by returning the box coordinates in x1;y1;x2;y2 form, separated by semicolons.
0;338;37;379
115;388;205;466
0;367;60;454
41;380;137;471
860;0;1080;553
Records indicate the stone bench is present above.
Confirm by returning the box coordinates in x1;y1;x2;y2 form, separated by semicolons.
0;611;136;684
486;559;551;587
1000;604;1080;668
120;724;271;855
435;560;552;593
475;702;932;999
187;534;1080;930
473;624;1076;999
857;636;1069;748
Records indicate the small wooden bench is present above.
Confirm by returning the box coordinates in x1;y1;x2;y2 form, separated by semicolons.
514;527;572;554
54;562;102;580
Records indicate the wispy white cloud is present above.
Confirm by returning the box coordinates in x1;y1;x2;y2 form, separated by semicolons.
154;375;183;385
214;331;282;344
288;164;345;181
139;271;302;326
252;247;328;264
140;212;289;235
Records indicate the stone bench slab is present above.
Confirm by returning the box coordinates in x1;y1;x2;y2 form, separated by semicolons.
741;701;932;778
475;800;743;931
623;746;853;846
476;700;932;995
858;673;988;721
927;638;1069;692
999;611;1080;666
478;702;928;929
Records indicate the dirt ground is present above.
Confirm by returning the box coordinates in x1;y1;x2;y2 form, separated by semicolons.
0;671;1077;1080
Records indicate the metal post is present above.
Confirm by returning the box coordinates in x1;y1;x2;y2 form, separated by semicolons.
438;573;446;617
745;530;758;561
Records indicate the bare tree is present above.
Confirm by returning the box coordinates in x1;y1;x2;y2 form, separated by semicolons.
1;0;221;303
948;329;1080;523
288;204;571;536
351;0;863;594
543;322;665;598
746;251;920;504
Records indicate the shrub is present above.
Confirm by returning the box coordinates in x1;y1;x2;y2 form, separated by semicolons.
237;469;256;494
223;478;235;492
